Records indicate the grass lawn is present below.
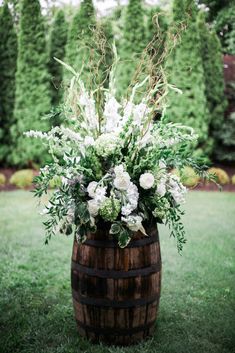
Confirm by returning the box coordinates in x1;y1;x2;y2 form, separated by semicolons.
0;190;234;353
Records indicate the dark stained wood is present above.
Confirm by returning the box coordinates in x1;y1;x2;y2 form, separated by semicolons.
71;224;161;346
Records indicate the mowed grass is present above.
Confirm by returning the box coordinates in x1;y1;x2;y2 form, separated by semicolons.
0;191;234;353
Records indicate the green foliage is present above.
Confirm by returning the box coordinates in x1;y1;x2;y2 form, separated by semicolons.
208;167;230;185
0;3;17;164
197;11;227;154
9;169;34;188
214;112;235;163
48;9;68;108
11;0;51;166
0;173;6;186
214;4;235;55
64;0;96;84
116;0;146;97
165;0;210;145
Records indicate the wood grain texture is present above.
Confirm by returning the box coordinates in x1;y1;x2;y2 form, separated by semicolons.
71;224;161;346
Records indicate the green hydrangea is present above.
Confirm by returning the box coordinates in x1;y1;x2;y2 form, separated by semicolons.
95;133;121;158
99;197;121;222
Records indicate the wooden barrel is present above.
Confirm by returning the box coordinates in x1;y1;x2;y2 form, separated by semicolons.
71;224;161;346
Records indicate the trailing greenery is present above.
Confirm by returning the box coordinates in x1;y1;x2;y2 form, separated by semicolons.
165;0;210;147
214;3;235;55
0;3;17;165
10;0;51;166
48;9;68;108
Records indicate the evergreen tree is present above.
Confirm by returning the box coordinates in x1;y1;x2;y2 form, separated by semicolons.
198;11;227;140
11;0;51;166
0;3;17;164
165;0;210;146
48;9;68;107
117;0;146;98
64;0;95;84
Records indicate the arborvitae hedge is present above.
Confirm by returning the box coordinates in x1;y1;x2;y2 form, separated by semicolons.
11;0;51;166
0;3;17;165
198;11;226;142
64;0;95;84
117;0;146;97
48;9;68;107
165;0;209;146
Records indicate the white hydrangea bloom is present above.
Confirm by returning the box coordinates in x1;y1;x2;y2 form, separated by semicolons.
87;199;99;217
121;182;139;216
139;172;155;189
122;215;147;235
168;175;187;204
87;181;98;198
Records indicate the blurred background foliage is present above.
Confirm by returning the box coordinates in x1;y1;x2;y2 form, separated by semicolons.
0;0;234;167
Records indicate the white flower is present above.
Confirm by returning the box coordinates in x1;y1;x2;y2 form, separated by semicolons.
79;91;98;131
60;126;82;142
94;187;107;203
121;182;139;215
87;199;99;217
139;172;155;189
168;175;187;204
84;136;95;146
114;172;131;191
95;133;121;157
114;164;125;176
122;215;147;235
156;178;166;197
24;130;48;139
133;103;149;126
121;204;133;216
87;181;98;198
103;96;121;133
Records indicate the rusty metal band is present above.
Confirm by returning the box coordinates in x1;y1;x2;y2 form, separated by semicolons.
72;290;159;308
82;234;158;248
76;319;155;336
71;261;161;279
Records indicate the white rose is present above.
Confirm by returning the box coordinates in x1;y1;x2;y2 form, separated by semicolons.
114;172;131;191
87;181;98;198
87;199;99;217
139;172;155;189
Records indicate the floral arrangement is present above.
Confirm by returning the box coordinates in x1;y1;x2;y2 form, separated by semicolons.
26;58;208;252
